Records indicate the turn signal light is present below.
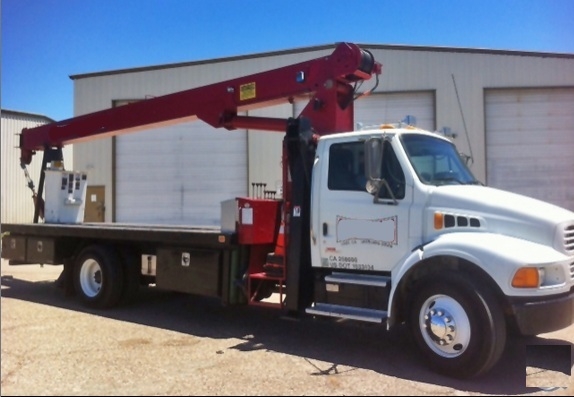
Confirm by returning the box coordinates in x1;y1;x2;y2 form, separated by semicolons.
434;212;444;229
511;267;540;288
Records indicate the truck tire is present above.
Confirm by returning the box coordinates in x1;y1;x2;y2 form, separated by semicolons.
408;272;506;379
117;247;141;304
73;245;124;309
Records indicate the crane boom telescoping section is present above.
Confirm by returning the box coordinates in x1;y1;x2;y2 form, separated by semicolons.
19;42;381;165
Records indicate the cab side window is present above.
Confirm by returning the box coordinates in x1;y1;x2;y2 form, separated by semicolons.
328;143;362;191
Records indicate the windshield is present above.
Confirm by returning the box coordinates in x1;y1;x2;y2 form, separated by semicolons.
400;134;479;185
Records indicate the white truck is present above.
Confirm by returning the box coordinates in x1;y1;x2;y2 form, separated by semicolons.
309;124;574;378
2;42;573;379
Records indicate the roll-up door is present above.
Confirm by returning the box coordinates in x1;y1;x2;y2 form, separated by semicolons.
485;88;574;211
115;121;247;226
354;91;435;131
295;91;435;131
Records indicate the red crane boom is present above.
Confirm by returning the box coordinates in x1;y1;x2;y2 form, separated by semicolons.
18;42;381;225
19;42;381;165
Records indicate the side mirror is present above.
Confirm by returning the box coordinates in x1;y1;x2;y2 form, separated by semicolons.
364;137;383;180
363;137;397;205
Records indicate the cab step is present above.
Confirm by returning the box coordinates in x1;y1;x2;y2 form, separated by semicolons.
305;302;388;323
325;272;390;287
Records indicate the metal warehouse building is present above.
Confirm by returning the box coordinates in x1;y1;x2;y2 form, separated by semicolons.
67;43;574;225
1;110;73;224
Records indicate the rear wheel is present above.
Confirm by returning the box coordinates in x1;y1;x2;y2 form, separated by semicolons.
408;272;506;379
117;247;141;303
73;245;124;309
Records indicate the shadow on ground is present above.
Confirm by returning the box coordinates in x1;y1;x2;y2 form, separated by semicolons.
2;274;573;395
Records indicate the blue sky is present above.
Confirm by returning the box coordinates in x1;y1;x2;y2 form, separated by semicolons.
2;0;574;122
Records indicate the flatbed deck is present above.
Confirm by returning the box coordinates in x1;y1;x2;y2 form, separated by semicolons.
1;222;238;248
1;221;247;306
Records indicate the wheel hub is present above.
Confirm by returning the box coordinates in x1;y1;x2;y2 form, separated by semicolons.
425;308;456;346
79;258;103;298
419;294;471;357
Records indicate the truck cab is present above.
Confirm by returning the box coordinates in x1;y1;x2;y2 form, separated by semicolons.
309;123;574;378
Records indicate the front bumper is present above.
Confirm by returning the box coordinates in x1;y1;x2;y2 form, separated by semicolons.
510;287;574;336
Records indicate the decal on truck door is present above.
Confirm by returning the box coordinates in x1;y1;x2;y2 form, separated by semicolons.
336;215;398;247
327;255;375;271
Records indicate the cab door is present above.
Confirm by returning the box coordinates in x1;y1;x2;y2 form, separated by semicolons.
313;140;412;273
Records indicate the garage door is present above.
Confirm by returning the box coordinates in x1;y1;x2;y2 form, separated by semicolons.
115;121;247;226
295;91;435;131
486;88;574;211
353;91;435;131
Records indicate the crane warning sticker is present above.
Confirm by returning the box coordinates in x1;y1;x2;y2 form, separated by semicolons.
240;82;256;101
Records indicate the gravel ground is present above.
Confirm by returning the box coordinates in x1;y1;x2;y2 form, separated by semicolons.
1;260;573;396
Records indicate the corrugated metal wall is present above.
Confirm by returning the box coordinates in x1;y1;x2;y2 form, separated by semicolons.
1;110;73;224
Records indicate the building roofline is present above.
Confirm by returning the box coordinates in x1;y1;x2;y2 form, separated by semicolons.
1;108;55;123
69;42;574;80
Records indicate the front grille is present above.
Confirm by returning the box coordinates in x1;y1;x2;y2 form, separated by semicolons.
570;262;574;281
564;224;574;255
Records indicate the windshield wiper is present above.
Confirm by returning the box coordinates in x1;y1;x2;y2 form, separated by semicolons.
433;176;464;185
467;179;485;186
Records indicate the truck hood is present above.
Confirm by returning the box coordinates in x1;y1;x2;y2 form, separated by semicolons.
427;185;574;253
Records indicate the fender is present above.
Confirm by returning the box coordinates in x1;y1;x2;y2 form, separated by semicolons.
387;232;572;323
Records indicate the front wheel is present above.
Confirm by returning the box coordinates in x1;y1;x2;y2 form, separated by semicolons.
73;245;124;309
408;272;506;379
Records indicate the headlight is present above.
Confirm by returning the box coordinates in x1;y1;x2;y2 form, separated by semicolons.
512;265;565;288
